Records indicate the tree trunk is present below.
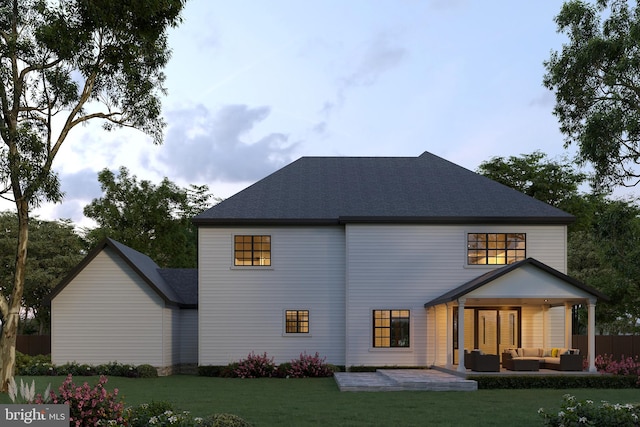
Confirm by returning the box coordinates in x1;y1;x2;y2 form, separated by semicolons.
0;201;29;392
0;310;19;391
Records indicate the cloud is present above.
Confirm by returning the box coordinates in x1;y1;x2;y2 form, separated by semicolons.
320;32;407;119
59;168;103;200
159;104;298;182
337;33;407;103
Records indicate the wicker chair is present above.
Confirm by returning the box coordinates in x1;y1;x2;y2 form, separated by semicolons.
464;350;500;372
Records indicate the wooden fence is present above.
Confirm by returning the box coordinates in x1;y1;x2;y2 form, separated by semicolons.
573;335;640;360
16;335;50;356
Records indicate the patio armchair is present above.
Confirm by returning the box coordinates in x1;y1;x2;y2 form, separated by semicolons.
465;350;500;372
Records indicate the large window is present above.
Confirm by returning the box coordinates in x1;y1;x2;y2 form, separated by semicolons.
285;310;309;333
467;233;525;265
234;235;271;266
373;310;410;348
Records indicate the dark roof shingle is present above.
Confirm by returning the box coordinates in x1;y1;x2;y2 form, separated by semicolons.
193;152;575;225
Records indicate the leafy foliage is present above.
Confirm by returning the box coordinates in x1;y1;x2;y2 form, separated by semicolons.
233;352;277;379
0;0;186;390
544;0;640;189
0;211;86;333
477;151;587;209
470;374;638;389
539;394;640;426
283;352;335;378
83;167;216;268
35;374;125;426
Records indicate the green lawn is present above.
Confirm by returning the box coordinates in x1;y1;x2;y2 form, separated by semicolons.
1;375;639;426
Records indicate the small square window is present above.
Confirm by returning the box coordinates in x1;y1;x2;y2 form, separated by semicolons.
373;310;410;347
234;235;271;266
285;310;309;333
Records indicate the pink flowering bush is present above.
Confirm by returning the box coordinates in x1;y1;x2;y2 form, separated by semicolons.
285;352;334;378
234;352;277;378
593;354;640;376
35;374;124;426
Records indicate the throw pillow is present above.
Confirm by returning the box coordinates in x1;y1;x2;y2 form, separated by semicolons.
542;348;552;357
509;349;518;358
551;348;558;358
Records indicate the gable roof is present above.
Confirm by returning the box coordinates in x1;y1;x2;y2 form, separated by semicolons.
423;258;608;307
49;238;197;308
193;152;575;226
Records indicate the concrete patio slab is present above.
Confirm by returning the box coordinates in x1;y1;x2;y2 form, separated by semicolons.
334;369;478;392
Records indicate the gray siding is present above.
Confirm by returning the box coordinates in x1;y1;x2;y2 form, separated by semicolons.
52;249;164;366
180;309;198;364
345;224;568;367
198;226;346;366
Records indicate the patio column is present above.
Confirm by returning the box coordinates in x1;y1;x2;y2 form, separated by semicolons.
457;298;466;373
445;303;453;369
542;305;549;349
564;303;572;349
588;299;597;372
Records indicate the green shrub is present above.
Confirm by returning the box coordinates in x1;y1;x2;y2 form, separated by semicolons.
220;363;239;378
198;366;224;377
539;394;640;426
125;401;176;427
137;364;159;378
470;375;639;389
348;366;378;372
202;413;252;427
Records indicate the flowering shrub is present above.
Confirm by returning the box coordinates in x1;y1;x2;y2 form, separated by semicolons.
234;352;276;378
125;401;176;427
539;393;640;426
35;374;125;427
142;409;204;426
593;354;640;376
284;352;334;378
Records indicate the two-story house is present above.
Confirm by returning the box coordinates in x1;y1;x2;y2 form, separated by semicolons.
51;152;604;373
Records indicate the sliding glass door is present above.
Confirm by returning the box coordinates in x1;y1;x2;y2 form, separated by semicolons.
453;307;520;364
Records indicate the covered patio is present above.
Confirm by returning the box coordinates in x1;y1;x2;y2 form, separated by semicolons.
424;258;608;373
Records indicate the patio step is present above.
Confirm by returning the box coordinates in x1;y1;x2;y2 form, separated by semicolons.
334;369;477;392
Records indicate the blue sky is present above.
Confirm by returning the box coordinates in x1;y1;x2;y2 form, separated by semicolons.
33;0;581;226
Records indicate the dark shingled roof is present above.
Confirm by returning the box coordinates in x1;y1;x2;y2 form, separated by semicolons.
193;152;575;225
49;238;197;308
423;258;608;307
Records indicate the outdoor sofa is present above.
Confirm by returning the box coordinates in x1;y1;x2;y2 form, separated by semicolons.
501;347;583;371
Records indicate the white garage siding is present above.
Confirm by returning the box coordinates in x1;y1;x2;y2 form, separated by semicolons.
52;249;164;367
198;226;346;366
345;223;568;367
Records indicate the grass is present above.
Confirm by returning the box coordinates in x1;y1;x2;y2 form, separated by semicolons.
1;375;639;426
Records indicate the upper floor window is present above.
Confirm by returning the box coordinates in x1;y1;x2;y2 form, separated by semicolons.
285;310;309;333
467;233;525;265
373;310;410;348
234;235;271;266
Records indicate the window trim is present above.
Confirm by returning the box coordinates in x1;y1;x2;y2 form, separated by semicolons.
283;309;311;336
233;234;272;267
465;232;526;266
372;309;411;349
